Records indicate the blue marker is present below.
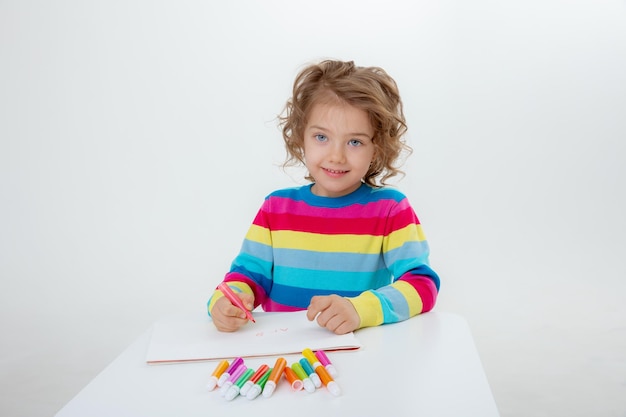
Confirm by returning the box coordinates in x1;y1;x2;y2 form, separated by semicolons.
299;358;322;388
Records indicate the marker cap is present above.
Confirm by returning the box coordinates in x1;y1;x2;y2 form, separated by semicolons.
262;380;276;398
327;381;342;396
206;376;219;391
219;381;234;397
302;377;316;393
216;372;230;387
309;372;322;388
246;384;263;400
239;380;254;397
224;386;241;401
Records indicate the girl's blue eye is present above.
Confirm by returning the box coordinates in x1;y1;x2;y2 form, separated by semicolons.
315;134;328;142
348;139;363;147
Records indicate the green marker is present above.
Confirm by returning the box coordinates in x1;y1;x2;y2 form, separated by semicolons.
225;368;255;401
246;368;272;400
291;362;316;393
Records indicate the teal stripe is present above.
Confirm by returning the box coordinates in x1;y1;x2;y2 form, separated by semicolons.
231;252;272;277
273;266;391;292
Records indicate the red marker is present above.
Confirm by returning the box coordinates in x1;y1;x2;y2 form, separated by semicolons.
217;282;255;323
239;364;269;397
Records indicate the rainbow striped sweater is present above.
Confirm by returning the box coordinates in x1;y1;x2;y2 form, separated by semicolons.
208;183;440;328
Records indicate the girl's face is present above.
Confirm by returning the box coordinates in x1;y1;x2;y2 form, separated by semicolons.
303;101;375;198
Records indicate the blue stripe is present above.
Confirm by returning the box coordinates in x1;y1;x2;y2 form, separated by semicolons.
269;184;407;207
374;286;410;323
385;240;431;266
240;239;273;262
269;283;363;308
274;248;386;272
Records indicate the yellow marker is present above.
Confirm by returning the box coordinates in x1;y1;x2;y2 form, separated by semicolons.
207;359;229;391
302;348;341;396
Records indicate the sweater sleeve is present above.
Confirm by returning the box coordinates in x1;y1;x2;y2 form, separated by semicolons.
207;202;273;316
347;198;440;328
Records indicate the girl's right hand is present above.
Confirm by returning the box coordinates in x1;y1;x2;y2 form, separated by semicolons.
210;292;255;332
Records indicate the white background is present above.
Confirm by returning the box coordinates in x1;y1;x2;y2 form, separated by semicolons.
1;1;625;416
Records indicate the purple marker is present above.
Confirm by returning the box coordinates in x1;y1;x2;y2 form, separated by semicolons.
219;364;247;397
217;357;244;387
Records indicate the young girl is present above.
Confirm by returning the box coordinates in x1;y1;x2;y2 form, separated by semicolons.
208;60;440;335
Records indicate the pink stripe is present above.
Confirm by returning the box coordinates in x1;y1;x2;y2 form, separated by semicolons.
261;299;306;312
267;196;411;219
401;274;438;313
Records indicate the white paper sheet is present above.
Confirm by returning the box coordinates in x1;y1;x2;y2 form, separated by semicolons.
145;311;361;364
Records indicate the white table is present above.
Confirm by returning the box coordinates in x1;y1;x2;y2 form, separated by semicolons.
55;312;500;417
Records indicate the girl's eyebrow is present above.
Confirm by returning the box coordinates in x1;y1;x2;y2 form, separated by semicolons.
308;125;372;139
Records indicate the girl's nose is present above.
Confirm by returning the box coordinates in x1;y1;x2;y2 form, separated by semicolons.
328;142;346;163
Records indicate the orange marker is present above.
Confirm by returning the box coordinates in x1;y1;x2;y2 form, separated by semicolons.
207;359;229;391
302;348;342;396
284;366;304;391
262;357;287;398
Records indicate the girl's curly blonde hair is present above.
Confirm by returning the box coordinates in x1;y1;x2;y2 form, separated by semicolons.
278;60;411;187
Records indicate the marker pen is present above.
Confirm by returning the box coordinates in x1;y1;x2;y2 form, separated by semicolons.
219;364;247;397
246;368;272;400
291;362;315;393
315;349;338;378
207;359;230;391
217;357;244;387
284;367;303;391
302;348;321;369
240;364;269;397
315;363;342;396
262;357;287;398
303;348;341;396
299;358;322;388
217;282;255;323
225;368;255;401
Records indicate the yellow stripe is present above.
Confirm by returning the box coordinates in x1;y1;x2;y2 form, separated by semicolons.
245;223;425;254
348;292;384;328
245;224;272;246
207;282;253;314
272;230;384;254
393;281;424;316
384;224;426;252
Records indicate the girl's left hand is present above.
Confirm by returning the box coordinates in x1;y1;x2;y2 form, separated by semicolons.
306;295;360;335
